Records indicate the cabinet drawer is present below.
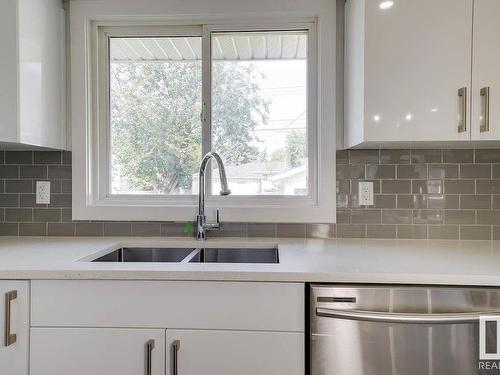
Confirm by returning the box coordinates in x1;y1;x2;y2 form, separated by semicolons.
166;329;304;375
31;280;304;332
30;328;165;375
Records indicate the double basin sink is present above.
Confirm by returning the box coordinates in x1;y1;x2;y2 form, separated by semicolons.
92;246;279;264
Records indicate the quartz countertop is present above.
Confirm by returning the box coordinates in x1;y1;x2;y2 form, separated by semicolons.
0;236;499;285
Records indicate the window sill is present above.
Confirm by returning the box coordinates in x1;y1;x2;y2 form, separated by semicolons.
72;198;336;223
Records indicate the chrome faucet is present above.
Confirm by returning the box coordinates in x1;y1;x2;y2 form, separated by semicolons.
196;152;231;240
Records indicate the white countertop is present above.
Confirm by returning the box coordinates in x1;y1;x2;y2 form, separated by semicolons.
0;236;500;285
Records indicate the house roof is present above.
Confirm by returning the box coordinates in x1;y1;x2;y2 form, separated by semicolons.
110;31;307;62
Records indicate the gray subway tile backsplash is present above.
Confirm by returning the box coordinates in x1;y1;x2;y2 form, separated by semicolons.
103;222;132;236
1;149;500;240
5;151;33;164
248;223;276;238
0;223;18;236
366;224;396;239
380;150;410;164
444;179;475;194
34;151;62;164
397;164;427;179
428;164;459;179
429;225;460;240
477;180;500;194
5;208;32;222
382;180;411;194
75;223;104;237
397;224;427;239
444;210;475;225
443;149;474;163
460;225;492;240
460;164;491;179
306;223;335;239
475;149;500;163
410;149;442;164
47;223;75;237
366;165;395;179
0;165;20;178
276;223;306;238
19;223;46;236
20;165;47;179
131;222;162;237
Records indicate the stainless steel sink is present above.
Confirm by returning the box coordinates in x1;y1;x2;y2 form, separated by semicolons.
189;247;279;264
92;247;195;263
91;246;279;264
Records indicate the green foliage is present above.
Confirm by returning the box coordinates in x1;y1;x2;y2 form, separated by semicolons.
212;62;269;164
285;130;307;167
110;60;269;194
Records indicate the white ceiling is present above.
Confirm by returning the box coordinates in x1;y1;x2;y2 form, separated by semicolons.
109;32;307;62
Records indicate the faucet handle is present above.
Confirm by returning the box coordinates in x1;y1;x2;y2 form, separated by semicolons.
204;208;221;231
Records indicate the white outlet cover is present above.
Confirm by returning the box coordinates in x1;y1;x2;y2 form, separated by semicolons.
36;181;51;204
358;181;374;206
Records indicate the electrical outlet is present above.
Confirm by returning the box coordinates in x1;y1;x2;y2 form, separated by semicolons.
358;181;374;206
36;181;51;204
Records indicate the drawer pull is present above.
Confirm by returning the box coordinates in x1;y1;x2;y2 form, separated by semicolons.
145;339;155;375
4;290;17;347
480;86;490;132
458;87;467;133
171;340;180;375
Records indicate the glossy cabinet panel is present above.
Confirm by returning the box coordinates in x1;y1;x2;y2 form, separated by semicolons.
0;281;29;375
31;280;304;332
0;1;19;143
18;0;66;149
0;0;66;149
166;329;304;375
345;0;473;147
471;0;500;140
30;328;165;375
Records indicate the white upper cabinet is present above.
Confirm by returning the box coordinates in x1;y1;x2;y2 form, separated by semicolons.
0;0;66;150
344;0;474;148
471;0;500;140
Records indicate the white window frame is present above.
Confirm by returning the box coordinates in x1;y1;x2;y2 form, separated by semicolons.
73;16;336;223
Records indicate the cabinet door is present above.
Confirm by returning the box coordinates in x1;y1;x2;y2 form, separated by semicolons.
361;0;473;143
166;329;304;375
0;281;29;375
471;0;500;140
30;328;165;375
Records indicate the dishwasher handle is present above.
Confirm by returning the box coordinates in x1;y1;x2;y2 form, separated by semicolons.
316;307;500;324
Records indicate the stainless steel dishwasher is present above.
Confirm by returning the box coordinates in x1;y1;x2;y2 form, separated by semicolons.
310;285;500;375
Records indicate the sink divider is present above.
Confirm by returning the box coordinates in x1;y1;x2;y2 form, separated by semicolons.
181;248;202;263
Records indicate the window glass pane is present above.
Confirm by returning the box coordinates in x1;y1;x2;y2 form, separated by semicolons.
211;31;308;196
109;36;202;195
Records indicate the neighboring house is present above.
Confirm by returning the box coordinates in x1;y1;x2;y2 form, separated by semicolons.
191;162;307;195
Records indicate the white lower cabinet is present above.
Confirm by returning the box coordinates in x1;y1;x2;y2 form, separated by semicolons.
166;329;304;375
29;281;305;375
0;281;29;375
30;328;165;375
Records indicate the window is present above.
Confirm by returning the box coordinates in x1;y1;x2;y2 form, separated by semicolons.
210;31;309;196
109;36;202;195
75;19;335;223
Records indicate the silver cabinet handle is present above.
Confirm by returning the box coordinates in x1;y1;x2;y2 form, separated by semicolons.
480;86;490;132
4;290;17;346
145;339;155;375
458;87;467;133
171;340;180;375
316;307;500;324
